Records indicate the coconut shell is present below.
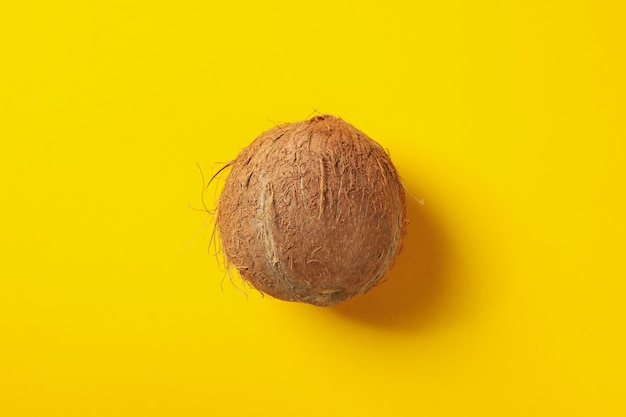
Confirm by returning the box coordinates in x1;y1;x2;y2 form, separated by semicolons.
216;115;406;306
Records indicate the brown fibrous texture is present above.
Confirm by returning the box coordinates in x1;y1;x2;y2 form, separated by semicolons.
216;115;406;306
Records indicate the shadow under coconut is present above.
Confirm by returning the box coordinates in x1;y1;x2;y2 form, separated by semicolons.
329;184;453;331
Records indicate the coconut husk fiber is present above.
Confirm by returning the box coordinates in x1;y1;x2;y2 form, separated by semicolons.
216;115;407;306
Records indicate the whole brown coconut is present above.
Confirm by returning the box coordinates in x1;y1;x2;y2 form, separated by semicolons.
216;115;406;306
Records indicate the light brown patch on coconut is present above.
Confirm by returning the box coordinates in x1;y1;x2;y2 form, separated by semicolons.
216;115;407;306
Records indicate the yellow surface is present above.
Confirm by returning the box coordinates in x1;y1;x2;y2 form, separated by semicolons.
1;1;625;416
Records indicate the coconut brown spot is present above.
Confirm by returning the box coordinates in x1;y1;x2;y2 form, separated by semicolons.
216;115;407;306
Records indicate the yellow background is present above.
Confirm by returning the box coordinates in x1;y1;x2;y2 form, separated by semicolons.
1;1;625;416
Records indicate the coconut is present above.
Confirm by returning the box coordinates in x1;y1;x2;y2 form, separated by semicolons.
216;115;406;306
